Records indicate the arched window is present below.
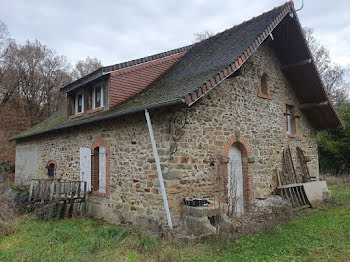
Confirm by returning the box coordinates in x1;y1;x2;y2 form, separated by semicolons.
47;162;56;177
260;73;268;95
257;73;271;99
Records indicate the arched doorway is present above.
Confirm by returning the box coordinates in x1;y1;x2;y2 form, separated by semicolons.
227;144;244;216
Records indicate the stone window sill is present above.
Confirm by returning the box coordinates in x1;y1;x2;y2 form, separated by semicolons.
257;92;272;100
69;112;83;119
87;107;104;115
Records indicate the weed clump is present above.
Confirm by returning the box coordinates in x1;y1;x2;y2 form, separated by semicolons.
0;183;27;235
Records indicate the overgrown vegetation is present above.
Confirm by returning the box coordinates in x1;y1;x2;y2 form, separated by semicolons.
1;183;350;261
0;184;18;235
0;161;11;174
318;103;350;175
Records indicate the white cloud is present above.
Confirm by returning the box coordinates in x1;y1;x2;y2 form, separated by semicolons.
0;0;349;68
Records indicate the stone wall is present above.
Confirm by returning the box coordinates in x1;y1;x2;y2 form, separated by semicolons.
15;43;319;229
159;43;319;225
15;110;175;226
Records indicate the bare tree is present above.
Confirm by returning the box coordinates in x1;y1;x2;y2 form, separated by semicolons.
304;28;349;106
2;39;71;124
193;30;215;43
71;57;102;80
0;21;16;107
0;21;101;127
0;21;10;58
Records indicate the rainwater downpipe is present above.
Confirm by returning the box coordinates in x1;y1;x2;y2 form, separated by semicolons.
145;109;173;229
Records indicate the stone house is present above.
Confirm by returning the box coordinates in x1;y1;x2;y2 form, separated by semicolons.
11;2;342;231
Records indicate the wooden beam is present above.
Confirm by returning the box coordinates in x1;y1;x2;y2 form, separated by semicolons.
282;58;312;70
299;101;328;110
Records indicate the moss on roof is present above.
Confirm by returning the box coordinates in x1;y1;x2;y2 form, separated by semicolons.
10;108;67;140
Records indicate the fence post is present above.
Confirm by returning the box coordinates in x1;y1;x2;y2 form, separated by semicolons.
64;181;67;200
83;182;87;215
77;181;81;199
29;180;34;201
57;179;61;202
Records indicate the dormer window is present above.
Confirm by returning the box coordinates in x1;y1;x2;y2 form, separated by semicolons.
75;92;84;114
92;86;104;109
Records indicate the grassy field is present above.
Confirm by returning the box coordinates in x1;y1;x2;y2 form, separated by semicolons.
1;183;350;261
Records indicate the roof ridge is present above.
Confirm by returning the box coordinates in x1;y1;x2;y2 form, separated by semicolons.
101;44;194;73
195;2;291;45
112;53;184;76
185;2;293;106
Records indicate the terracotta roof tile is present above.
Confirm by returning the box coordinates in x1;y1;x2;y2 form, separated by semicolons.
109;52;186;107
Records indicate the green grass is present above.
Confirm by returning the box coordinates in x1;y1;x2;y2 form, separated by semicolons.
1;184;350;261
0;218;131;261
198;185;350;261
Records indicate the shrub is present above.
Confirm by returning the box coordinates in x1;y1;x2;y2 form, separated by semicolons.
0;160;12;174
0;184;18;234
318;103;350;175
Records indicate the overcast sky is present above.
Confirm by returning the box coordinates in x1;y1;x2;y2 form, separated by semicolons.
0;0;349;68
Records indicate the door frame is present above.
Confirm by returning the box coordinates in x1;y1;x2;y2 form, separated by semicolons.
223;135;253;212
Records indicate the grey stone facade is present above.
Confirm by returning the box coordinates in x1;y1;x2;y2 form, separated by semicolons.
15;43;319;229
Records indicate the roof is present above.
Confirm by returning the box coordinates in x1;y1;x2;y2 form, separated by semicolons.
142;4;287;106
60;45;193;94
109;51;187;107
10;1;343;141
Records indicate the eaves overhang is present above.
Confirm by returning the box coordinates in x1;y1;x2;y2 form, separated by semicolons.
9;99;184;142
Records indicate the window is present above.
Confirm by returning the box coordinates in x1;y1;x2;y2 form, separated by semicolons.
75;92;84;114
92;86;103;109
257;73;271;99
261;73;268;94
47;163;56;177
92;147;100;191
286;104;296;136
91;146;106;193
